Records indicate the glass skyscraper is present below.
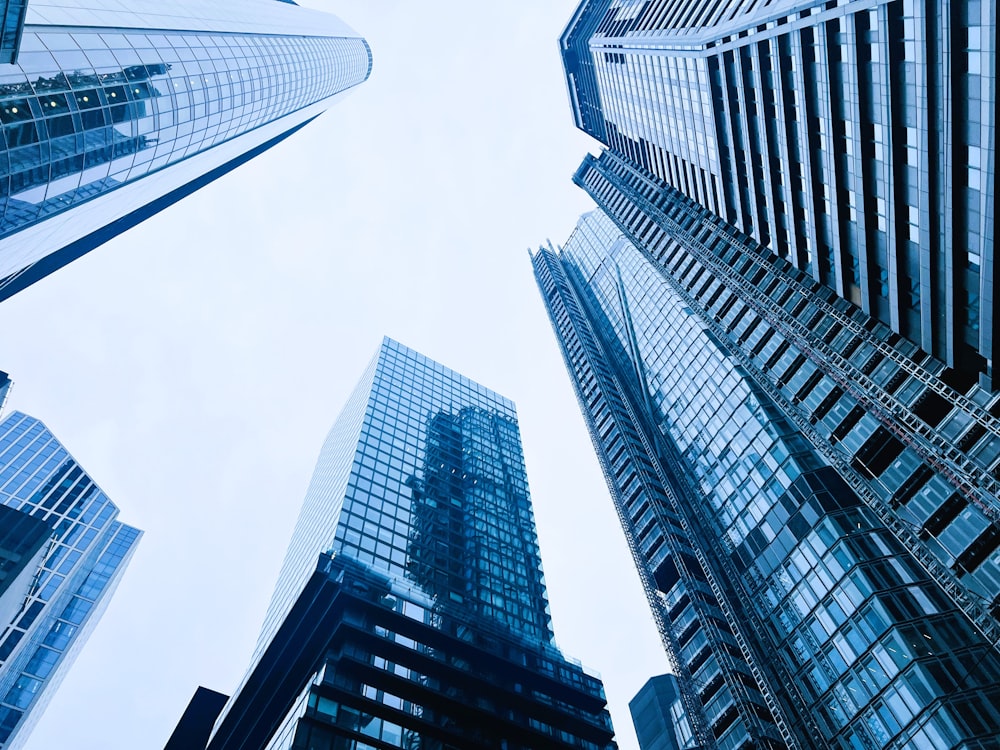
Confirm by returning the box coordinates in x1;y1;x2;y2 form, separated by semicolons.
173;338;617;750
541;2;1000;747
567;147;1000;613
0;0;371;301
0;409;140;750
534;210;1000;749
560;0;994;382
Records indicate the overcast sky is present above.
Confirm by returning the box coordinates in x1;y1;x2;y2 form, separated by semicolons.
2;2;670;748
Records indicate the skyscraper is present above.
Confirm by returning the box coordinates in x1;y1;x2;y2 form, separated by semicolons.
533;208;1000;749
0;409;140;750
539;2;1000;746
173;338;617;750
560;0;994;382
0;0;371;301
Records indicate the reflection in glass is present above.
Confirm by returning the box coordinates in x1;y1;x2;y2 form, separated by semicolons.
209;339;615;750
407;407;551;642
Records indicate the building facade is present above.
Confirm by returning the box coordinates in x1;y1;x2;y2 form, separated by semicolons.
560;0;995;382
175;338;617;750
0;410;140;749
0;0;371;301
545;2;1000;746
533;208;1000;749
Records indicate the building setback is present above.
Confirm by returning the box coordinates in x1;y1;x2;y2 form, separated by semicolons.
0;0;371;301
0;410;140;750
560;0;995;383
629;674;691;750
171;338;617;750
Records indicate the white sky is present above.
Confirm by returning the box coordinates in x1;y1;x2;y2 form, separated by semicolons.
2;2;670;748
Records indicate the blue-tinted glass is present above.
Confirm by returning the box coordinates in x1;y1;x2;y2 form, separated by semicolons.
0;411;141;748
210;340;613;750
1;0;372;301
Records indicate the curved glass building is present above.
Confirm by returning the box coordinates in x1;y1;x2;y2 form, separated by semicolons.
0;0;371;300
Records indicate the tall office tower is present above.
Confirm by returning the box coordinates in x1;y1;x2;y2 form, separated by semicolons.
532;209;1000;750
173;338;617;750
0;410;140;749
560;0;995;382
629;674;691;750
0;0;371;301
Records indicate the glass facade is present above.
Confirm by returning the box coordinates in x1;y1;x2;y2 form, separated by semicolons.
533;209;1000;749
253;339;553;658
0;411;140;750
573;150;1000;627
0;0;371;300
561;0;995;381
202;339;616;750
553;3;1000;743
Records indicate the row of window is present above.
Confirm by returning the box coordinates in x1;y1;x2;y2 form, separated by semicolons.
2;31;369;237
589;0;991;364
583;149;1000;601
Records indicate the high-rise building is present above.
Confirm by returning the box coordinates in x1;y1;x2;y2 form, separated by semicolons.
629;674;692;750
560;0;995;382
0;0;371;301
533;207;1000;749
540;2;1000;747
171;338;617;750
0;410;140;749
569;147;1000;609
